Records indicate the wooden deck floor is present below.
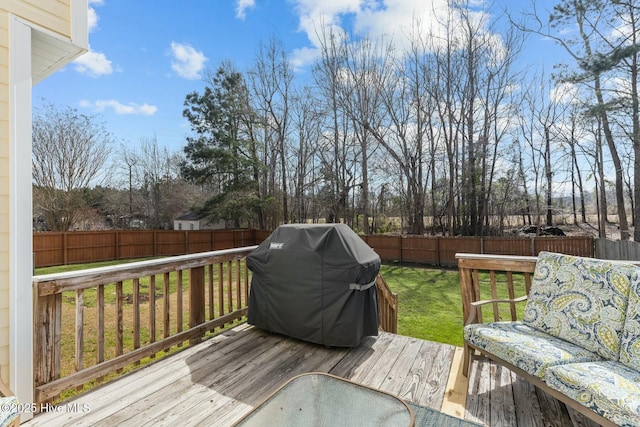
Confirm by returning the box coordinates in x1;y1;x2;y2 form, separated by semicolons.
25;324;603;427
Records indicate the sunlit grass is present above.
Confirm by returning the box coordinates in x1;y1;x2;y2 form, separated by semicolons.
380;263;527;347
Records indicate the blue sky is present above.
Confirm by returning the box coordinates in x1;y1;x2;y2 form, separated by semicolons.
33;0;564;154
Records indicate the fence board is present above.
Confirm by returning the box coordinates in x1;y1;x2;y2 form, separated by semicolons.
439;237;483;266
187;231;214;253
364;235;402;261
117;231;155;259
33;232;65;267
212;230;235;250
533;236;593;257
66;231;117;264
156;231;187;256
482;237;534;256
401;236;439;264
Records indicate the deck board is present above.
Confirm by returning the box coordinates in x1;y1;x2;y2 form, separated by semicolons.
25;325;604;427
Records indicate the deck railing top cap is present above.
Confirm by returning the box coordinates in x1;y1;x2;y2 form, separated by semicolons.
455;253;538;262
33;245;258;282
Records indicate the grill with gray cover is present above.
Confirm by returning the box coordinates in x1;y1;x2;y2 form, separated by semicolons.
247;224;380;347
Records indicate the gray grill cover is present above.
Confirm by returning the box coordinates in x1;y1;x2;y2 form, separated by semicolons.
247;224;380;347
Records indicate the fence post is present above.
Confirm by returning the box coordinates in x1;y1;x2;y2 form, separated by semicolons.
189;266;205;344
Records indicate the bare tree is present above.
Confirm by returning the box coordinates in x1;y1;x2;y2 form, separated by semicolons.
290;87;322;223
339;36;392;233
313;27;355;224
249;36;294;224
519;0;631;239
32;103;113;231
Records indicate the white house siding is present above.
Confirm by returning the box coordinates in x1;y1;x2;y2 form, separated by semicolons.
1;0;79;398
0;8;10;387
5;0;71;36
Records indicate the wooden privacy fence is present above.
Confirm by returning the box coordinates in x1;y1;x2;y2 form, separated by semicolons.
33;229;262;267
31;246;400;403
34;229;595;268
362;235;594;266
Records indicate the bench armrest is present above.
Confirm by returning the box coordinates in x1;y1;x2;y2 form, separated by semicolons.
465;295;528;325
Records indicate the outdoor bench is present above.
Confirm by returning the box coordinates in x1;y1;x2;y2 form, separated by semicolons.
458;251;640;427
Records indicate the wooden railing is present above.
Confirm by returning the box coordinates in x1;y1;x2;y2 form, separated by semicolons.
32;246;256;404
32;246;399;403
376;275;398;333
456;253;537;325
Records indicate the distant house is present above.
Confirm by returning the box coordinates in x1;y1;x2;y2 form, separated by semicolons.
173;212;226;231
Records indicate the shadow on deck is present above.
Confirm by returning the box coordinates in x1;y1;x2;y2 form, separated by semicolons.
25;324;603;427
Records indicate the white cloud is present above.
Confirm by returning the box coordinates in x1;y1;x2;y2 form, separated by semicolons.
290;46;321;71
80;99;158;115
87;0;104;32
79;1;117;78
170;42;208;80
73;50;113;77
236;0;256;20
550;82;579;105
88;7;98;32
289;0;482;68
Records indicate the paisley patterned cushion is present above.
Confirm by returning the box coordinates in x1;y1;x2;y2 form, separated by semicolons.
464;321;601;379
523;251;636;360
545;361;640;427
621;274;640;371
0;396;19;427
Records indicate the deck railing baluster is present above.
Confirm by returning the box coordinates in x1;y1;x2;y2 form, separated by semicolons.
227;261;233;314
218;263;224;317
97;285;105;369
177;270;183;335
133;278;140;353
75;289;84;373
163;272;170;339
149;275;156;356
208;264;214;320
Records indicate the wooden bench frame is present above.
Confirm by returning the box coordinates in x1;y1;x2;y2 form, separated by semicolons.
457;253;619;427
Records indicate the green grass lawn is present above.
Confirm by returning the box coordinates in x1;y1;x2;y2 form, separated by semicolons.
380;263;465;346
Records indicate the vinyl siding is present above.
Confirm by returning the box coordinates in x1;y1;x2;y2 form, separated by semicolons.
0;8;8;386
4;0;71;38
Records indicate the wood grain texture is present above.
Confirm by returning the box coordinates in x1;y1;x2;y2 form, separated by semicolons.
25;325;598;427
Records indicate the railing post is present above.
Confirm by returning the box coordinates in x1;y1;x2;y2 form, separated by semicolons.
458;262;474;325
189;266;205;344
33;291;62;403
